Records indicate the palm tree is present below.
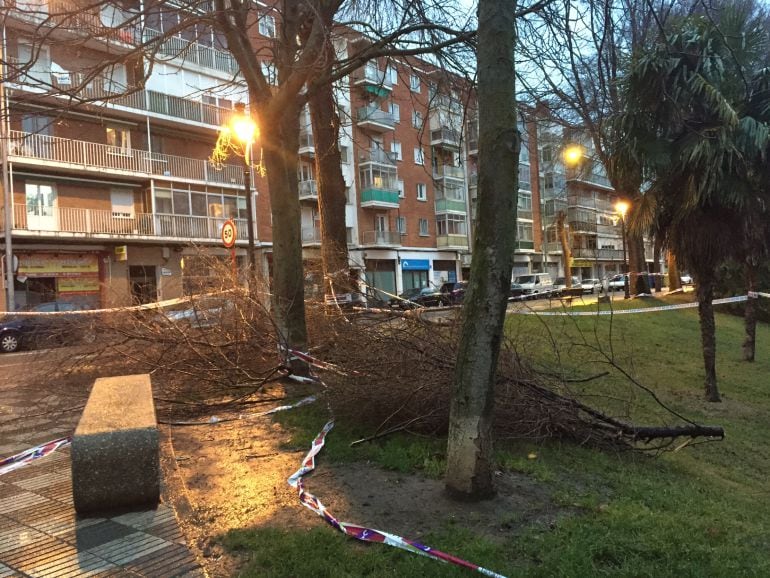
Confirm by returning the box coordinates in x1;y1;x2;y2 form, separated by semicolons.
617;6;770;401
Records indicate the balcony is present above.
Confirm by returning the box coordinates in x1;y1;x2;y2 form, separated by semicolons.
360;188;400;208
8;0;139;47
356;106;396;132
301;226;322;245
568;220;598;234
572;247;625;260
298;130;315;157
431;127;461;151
435;197;467;214
514;240;535;251
2;204;252;242
298;180;318;201
437;234;469;249
143;29;239;75
8;130;244;187
468;173;478;200
433;165;465;180
361;230;401;247
352;65;392;96
466;118;479;155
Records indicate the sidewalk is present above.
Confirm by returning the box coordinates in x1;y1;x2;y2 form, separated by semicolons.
0;353;203;577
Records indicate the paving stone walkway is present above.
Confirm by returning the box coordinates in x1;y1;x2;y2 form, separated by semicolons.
0;353;204;577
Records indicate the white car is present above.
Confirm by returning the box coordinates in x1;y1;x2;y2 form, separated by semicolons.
580;278;603;294
607;274;628;291
162;297;232;329
680;273;693;285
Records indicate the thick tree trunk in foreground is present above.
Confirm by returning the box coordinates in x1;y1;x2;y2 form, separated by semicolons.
310;77;351;299
696;278;721;402
627;230;649;294
667;251;682;291
743;263;757;362
557;211;572;286
263;106;308;355
652;235;663;292
445;0;518;501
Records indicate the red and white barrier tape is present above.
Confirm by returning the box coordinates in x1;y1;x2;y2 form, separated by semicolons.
287;422;508;577
0;437;71;476
161;395;318;426
511;294;750;316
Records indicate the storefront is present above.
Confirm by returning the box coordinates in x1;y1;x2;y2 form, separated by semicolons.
14;252;102;309
400;259;430;291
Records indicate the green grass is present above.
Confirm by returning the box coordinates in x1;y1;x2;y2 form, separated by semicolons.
223;294;770;577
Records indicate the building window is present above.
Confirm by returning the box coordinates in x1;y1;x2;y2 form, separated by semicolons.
397;179;405;198
410;74;421;92
387;65;398;85
437;214;468;236
261;61;277;85
259;14;276;37
540;145;553;163
414;147;424;165
106;127;131;154
110;189;134;218
339;145;350;164
412;110;423;129
517;222;533;241
391;140;402;161
389;101;400;122
416;182;427;201
419;218;429;236
397;216;406;235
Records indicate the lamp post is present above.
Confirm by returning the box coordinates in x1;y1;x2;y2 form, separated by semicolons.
616;200;630;299
228;103;258;274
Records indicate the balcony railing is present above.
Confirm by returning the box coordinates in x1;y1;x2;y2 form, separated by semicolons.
359;149;398;165
435;198;467;214
362;230;401;246
352;66;391;91
298;130;314;155
360;188;400;208
8;130;243;186
437;234;468;249
515;240;535;251
433;165;465;180
299;180;318;200
143;29;239;75
430;127;461;149
3;204;251;241
572;247;625;260
301;226;322;244
356;106;396;130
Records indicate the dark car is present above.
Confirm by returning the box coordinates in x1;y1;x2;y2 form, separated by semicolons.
390;287;444;309
0;301;91;353
439;281;467;305
509;283;526;301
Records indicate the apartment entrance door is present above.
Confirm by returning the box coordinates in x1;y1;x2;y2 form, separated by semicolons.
129;266;157;304
25;183;57;231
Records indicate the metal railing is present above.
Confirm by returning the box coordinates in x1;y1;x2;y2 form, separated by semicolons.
572;247;625;260
299;180;318;200
358;149;398;165
362;230;401;246
433;165;465;180
301;226;322;243
8;130;243;185
143;29;239;75
7;204;250;241
437;234;468;248
353;65;390;88
356;106;396;129
430;127;460;146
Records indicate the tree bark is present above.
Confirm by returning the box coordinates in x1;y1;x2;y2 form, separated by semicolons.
556;211;572;286
262;105;308;356
627;229;649;294
667;250;682;291
652;234;662;292
743;262;757;362
309;77;351;299
445;0;518;501
696;278;721;402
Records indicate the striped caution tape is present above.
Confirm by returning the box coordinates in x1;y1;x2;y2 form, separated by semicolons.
284;347;361;377
511;295;750;316
161;395;318;426
0;437;72;476
288;422;508;578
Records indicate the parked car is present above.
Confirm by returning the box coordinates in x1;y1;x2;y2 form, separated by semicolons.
512;273;555;299
553;276;582;296
680;273;693;285
390;287;444;309
439;281;467;305
0;301;91;353
509;283;526;301
607;274;629;291
162;297;233;329
580;278;603;294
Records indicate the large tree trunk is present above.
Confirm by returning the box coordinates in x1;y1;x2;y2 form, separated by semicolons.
667;251;682;291
556;211;572;286
262;104;308;357
743;262;757;362
627;230;649;294
309;77;351;299
696;278;721;402
652;234;663;293
445;0;518;501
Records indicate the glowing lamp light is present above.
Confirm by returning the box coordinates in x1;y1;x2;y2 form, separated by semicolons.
562;145;584;166
615;200;630;219
232;115;257;145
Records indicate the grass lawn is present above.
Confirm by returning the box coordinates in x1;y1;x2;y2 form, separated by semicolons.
222;293;770;577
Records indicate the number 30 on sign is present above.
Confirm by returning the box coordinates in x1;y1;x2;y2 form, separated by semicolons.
221;220;237;248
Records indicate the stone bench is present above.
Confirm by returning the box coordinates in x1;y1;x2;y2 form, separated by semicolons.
72;374;160;514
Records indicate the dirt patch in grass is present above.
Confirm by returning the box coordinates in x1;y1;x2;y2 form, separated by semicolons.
162;383;571;577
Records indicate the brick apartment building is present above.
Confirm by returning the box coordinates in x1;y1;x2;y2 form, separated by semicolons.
0;2;651;312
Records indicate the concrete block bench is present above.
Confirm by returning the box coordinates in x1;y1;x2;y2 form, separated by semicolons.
72;374;160;514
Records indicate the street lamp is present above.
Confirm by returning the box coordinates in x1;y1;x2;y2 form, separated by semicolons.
562;144;584;167
615;200;630;299
225;102;258;274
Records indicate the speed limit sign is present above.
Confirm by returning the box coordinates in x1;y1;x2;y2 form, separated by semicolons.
221;219;237;248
